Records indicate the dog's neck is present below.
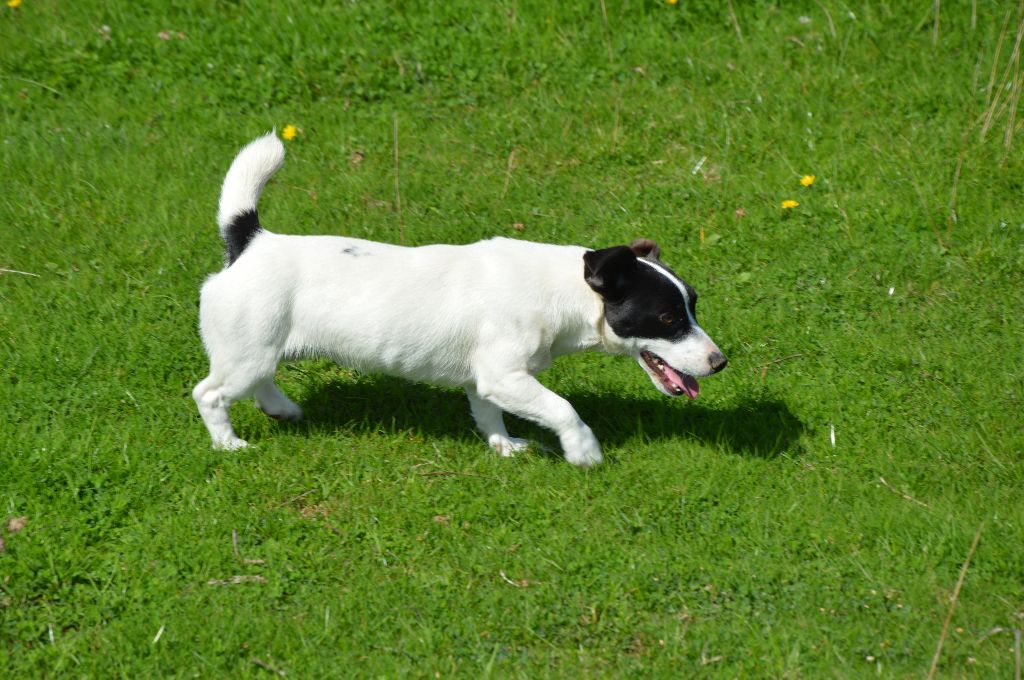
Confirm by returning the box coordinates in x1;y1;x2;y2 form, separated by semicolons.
549;284;614;359
579;286;637;359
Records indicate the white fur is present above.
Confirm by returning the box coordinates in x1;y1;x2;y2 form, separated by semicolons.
216;131;284;233
194;134;723;465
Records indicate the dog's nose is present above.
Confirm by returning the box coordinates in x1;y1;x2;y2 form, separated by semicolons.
709;351;728;373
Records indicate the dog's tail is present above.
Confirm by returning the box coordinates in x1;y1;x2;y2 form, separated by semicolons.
217;131;285;265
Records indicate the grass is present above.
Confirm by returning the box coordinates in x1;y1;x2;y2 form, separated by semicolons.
1;0;1023;676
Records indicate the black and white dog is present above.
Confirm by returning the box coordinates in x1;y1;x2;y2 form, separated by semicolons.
193;133;727;466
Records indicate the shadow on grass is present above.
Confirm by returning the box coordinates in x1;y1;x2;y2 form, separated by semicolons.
565;388;804;459
290;374;803;460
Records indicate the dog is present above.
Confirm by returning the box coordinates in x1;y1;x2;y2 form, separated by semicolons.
193;132;727;467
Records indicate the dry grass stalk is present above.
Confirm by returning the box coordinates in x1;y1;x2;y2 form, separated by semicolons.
501;148;517;199
927;522;984;679
878;476;930;509
597;0;620;152
815;1;837;40
727;0;743;43
393;113;404;244
251;656;286;676
981;10;1024;143
1005;59;1024;152
207;575;267;586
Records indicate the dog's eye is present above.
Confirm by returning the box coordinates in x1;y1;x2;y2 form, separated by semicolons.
659;313;674;325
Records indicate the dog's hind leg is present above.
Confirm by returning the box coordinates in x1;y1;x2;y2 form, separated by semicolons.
193;375;253;450
193;352;278;449
465;387;528;457
255;380;303;422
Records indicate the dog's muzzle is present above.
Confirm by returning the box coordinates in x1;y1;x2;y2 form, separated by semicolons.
640;350;701;399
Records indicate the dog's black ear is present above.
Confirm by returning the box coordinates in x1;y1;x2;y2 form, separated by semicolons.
583;246;638;299
629;238;661;260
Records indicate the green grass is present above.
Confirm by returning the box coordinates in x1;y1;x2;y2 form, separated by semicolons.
2;0;1023;676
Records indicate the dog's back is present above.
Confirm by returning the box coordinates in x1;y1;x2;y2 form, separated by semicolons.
204;233;598;385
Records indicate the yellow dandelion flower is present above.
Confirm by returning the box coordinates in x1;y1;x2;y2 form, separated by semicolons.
7;0;23;8
281;124;298;141
668;0;679;4
800;174;816;187
781;199;800;209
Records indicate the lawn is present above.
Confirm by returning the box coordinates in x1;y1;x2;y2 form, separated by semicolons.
2;1;1023;676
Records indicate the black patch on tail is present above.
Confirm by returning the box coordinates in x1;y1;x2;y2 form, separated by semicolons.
223;209;261;265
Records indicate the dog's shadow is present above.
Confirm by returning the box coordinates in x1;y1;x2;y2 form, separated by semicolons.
290;374;804;460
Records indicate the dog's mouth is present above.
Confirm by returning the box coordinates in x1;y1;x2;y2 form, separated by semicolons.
640;351;700;399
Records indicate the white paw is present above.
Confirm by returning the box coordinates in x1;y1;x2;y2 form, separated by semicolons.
488;434;530;458
562;426;603;468
214;436;248;451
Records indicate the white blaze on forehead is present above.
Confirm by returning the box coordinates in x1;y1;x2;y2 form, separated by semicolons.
636;258;697;325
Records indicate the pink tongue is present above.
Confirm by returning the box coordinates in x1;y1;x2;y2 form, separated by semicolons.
663;364;700;399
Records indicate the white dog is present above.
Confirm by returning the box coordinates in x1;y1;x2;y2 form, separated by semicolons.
193;133;727;466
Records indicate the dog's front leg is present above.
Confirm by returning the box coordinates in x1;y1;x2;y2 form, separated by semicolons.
475;371;603;467
464;387;529;457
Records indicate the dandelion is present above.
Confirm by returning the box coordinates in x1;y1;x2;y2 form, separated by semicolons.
781;199;799;209
800;174;816;187
667;0;678;4
281;124;298;141
7;0;22;8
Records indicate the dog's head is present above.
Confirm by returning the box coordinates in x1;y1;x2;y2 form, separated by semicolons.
584;238;727;399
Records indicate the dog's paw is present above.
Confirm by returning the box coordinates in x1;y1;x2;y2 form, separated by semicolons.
562;426;603;468
259;400;303;422
261;405;303;422
214;436;249;451
488;434;530;458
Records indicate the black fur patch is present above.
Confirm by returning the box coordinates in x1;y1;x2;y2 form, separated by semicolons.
223;209;261;265
583;247;698;341
605;262;697;340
